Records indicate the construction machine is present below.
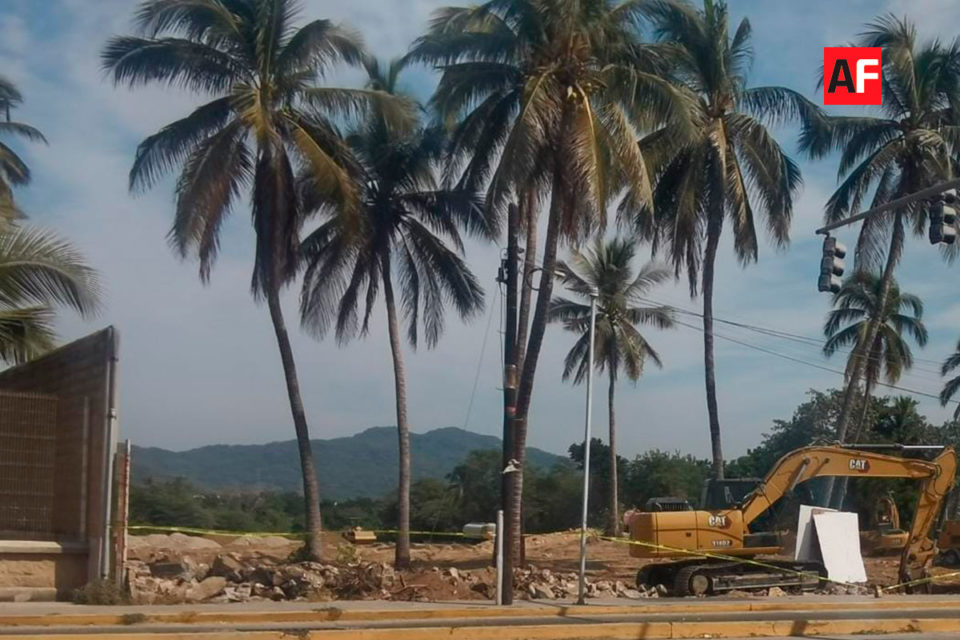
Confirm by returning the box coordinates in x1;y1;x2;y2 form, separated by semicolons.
627;445;957;596
860;494;909;555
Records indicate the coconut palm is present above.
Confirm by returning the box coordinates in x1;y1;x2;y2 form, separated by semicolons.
626;0;818;478
408;0;691;572
939;343;960;420
548;237;673;535
299;64;488;568
102;0;410;560
823;272;927;506
800;16;960;476
0;76;45;221
0;226;101;363
0;78;97;363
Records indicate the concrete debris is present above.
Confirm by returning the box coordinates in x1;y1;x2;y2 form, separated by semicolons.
130;555;656;604
514;568;657;600
185;576;227;603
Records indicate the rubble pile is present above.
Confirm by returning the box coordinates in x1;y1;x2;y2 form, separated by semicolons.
128;554;396;604
513;565;664;600
128;553;663;603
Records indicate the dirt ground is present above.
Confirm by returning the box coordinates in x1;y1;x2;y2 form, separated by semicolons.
126;529;960;601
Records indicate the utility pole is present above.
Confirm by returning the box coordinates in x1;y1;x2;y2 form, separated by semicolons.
499;202;520;605
576;287;598;605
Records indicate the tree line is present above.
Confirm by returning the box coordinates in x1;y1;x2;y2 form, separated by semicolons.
131;389;960;538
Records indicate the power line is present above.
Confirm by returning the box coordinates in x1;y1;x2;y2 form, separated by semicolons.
638;295;947;375
462;289;497;431
671;318;956;405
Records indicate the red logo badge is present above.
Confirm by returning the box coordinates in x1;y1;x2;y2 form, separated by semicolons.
824;47;882;105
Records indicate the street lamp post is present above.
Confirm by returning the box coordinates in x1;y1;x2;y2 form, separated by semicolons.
576;286;599;605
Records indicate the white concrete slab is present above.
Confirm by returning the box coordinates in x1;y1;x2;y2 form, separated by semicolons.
813;511;867;583
795;504;836;562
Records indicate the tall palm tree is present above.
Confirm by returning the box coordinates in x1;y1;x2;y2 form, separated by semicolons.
939;343;960;420
102;0;408;560
627;0;817;478
548;237;673;535
408;0;690;572
298;64;488;568
801;16;960;483
823;272;926;506
0;76;45;221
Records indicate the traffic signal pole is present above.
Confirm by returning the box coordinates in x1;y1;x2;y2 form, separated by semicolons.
815;177;960;235
814;176;960;507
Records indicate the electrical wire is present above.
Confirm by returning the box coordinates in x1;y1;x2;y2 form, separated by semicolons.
462;289;497;430
636;295;947;378
671;317;956;405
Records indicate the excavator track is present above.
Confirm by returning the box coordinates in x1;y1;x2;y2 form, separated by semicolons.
641;559;824;596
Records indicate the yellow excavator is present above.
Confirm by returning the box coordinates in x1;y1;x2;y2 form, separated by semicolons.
627;445;957;596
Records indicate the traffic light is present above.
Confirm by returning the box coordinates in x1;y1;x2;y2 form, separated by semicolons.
929;189;958;245
818;235;846;293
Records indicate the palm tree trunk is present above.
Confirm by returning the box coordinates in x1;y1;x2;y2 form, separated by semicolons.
510;168;564;567
702;211;724;480
265;285;323;561
833;384;874;510
382;257;411;568
517;189;538;371
607;367;620;536
825;212;904;505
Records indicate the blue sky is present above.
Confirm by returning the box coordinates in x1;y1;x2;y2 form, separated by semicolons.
1;0;959;461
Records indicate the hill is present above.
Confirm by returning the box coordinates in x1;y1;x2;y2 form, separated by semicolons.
132;426;565;499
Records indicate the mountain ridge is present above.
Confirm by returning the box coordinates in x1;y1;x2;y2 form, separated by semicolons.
132;426;565;500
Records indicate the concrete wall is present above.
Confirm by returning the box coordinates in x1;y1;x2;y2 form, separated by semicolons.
0;328;118;600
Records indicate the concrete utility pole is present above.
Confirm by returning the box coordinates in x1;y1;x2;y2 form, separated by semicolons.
499;203;520;605
576;287;598;606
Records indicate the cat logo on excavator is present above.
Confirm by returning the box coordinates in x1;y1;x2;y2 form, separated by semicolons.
707;514;729;528
849;458;870;472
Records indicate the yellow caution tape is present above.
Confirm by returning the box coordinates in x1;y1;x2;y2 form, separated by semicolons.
881;569;960;592
126;525;470;539
127;525;305;539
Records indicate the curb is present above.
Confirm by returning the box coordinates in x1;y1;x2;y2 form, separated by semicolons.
2;597;960;629
2;616;959;639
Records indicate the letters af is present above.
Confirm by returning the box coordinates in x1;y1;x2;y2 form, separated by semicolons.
823;47;882;106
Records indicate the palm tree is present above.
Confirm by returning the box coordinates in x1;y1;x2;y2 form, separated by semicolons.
0;226;101;363
939;343;960;420
627;0;818;478
299;64;488;568
408;0;690;574
102;0;409;560
0;78;98;362
548;237;673;535
823;272;926;506
0;76;45;221
801;16;960;476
